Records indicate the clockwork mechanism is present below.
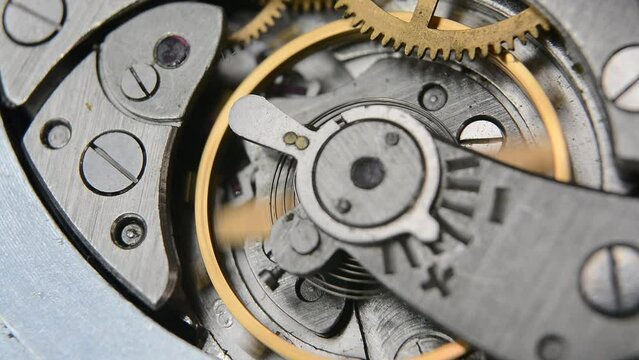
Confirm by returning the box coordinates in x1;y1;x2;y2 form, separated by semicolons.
0;1;637;360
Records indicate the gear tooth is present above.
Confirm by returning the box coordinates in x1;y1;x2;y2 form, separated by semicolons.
351;17;363;27
518;34;528;45
429;49;439;60
369;29;381;40
480;45;489;57
455;49;464;61
468;48;477;60
404;44;414;56
441;48;451;61
505;38;516;49
392;41;403;51
381;34;392;46
417;46;427;59
528;26;539;38
359;24;371;33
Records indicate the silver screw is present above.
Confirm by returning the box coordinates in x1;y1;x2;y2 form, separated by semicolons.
112;214;146;249
602;45;639;112
580;244;639;317
458;119;505;155
3;0;65;45
420;84;447;111
297;280;323;302
41;120;71;149
336;198;352;214
120;64;159;101
81;131;146;195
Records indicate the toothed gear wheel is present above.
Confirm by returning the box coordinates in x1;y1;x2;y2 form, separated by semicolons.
229;0;287;46
290;0;334;11
335;0;551;60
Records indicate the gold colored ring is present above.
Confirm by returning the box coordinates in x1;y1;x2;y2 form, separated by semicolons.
195;14;570;360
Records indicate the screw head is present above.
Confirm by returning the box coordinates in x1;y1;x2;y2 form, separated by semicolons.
121;64;159;101
111;214;146;249
580;243;639;317
154;35;190;69
81;131;146;196
602;45;639;112
385;132;400;146
458;119;505;155
41;119;71;149
336;198;352;214
419;84;448;111
3;0;65;45
296;279;323;302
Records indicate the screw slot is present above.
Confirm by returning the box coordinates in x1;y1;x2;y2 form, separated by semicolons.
111;214;146;249
579;243;639;317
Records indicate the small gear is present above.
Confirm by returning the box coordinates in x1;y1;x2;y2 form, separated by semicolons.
335;0;551;60
229;0;288;46
290;0;334;11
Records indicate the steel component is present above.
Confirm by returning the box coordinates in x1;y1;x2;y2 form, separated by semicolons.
2;0;65;45
41;119;71;149
458;119;505;155
230;96;441;244
120;63;160;101
232;96;639;360
601;45;639;113
579;243;639;317
419;84;447;111
195;16;570;360
259;266;285;290
526;0;639;173
335;1;550;60
23;2;224;308
80;131;145;196
313;118;425;228
98;3;222;123
0;114;208;359
297;279;323;302
0;0;148;106
228;0;286;47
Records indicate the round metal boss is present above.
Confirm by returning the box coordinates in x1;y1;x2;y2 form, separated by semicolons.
313;120;424;228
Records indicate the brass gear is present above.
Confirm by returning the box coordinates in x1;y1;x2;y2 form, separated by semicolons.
290;0;334;11
229;0;288;46
335;0;551;60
